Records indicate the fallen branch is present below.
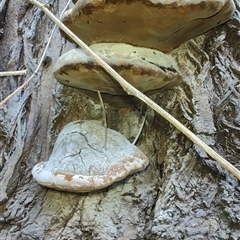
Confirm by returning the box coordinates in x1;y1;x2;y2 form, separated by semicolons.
27;0;240;181
0;70;27;77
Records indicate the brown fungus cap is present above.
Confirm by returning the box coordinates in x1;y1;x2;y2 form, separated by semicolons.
53;43;182;108
60;0;235;52
32;120;149;192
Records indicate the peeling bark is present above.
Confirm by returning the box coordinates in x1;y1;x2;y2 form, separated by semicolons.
0;0;240;239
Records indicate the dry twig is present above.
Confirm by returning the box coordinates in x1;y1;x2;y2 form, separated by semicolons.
0;70;27;77
97;91;108;150
26;0;240;181
132;111;147;145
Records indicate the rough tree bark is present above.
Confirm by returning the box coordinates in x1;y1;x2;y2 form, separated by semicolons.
0;0;240;239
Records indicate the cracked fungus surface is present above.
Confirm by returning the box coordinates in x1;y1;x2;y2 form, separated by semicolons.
32;120;149;192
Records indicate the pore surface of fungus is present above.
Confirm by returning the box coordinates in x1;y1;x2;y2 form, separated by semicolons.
61;0;235;51
53;43;182;107
32;120;149;192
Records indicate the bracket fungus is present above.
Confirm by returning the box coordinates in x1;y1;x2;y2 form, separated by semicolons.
32;0;236;191
53;0;235;106
32;120;149;192
60;0;235;52
53;43;182;108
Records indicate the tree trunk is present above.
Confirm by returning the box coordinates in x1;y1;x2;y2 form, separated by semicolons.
0;1;240;239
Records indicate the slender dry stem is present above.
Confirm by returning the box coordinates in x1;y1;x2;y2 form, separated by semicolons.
132;111;147;145
0;70;27;77
97;91;108;150
26;0;240;181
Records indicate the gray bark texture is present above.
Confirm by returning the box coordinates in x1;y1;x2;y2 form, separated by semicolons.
0;0;240;239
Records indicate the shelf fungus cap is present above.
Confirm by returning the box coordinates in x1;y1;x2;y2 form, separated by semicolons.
32;120;149;192
53;43;182;107
60;0;235;51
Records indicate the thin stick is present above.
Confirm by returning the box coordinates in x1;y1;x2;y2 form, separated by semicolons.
0;70;27;77
132;111;147;145
97;91;108;150
0;0;72;107
27;0;240;181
